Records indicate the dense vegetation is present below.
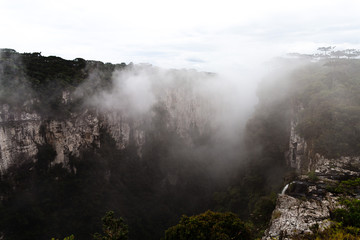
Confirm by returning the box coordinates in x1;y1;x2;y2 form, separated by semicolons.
0;49;126;117
93;211;129;240
292;59;360;158
164;211;251;240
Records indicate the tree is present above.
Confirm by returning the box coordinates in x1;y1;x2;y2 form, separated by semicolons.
330;50;345;58
51;235;75;240
317;46;335;57
93;211;128;240
344;49;360;59
164;210;251;240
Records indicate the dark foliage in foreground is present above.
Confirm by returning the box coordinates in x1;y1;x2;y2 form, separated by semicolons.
164;211;251;240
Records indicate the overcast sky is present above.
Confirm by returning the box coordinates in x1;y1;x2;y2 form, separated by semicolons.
1;0;360;72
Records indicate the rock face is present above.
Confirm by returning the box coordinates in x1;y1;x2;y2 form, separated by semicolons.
314;155;360;179
0;83;212;174
263;110;360;240
0;104;43;172
287;119;308;171
265;194;333;239
286;104;309;172
263;177;340;240
0;104;103;172
41;111;101;166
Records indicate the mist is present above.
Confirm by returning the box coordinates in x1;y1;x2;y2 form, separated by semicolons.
72;60;269;180
0;50;32;105
88;62;262;133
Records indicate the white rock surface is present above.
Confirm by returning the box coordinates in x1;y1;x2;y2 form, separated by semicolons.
263;192;336;240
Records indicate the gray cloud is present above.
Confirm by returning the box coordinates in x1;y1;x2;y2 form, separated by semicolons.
186;58;206;63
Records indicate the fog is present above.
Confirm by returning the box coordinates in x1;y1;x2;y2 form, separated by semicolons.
85;62;264;131
69;58;276;183
0;50;33;105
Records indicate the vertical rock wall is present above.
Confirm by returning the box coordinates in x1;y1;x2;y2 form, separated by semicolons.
0;104;43;173
264;105;360;239
0;83;213;174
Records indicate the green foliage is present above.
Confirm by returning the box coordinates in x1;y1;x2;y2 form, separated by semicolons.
327;178;360;195
164;210;251;240
93;211;128;240
64;236;75;240
271;210;281;220
213;171;278;230
250;194;277;228
294;223;360;240
307;171;318;182
332;199;360;228
292;60;360;158
336;178;360;194
21;52;87;89
51;234;75;240
246;57;360;159
0;51;119;118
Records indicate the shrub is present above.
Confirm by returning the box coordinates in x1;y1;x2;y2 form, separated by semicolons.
164;210;251;240
93;211;128;240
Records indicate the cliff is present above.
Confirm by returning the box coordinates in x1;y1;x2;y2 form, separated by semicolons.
263;110;360;240
1;50;359;240
0;51;229;240
0;55;214;174
0;88;211;173
254;58;360;239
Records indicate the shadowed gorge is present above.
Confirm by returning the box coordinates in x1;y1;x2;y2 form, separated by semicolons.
0;49;360;240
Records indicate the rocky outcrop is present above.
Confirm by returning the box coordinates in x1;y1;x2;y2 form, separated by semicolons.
263;158;360;239
265;194;333;239
263;176;339;240
314;155;360;179
264;107;360;240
